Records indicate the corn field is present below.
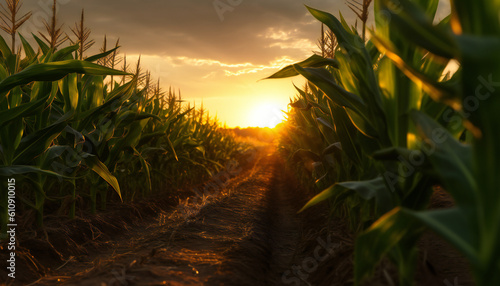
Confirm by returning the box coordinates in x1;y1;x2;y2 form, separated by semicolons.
272;0;500;285
0;1;242;239
1;0;500;285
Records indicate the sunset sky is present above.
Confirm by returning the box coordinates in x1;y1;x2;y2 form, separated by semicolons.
10;0;450;128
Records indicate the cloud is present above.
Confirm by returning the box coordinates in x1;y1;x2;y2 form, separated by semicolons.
172;57;254;68
9;0;452;127
223;56;296;76
151;55;296;77
19;0;356;64
15;0;451;66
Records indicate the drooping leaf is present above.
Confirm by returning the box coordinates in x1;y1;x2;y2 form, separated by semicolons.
84;155;122;201
266;54;339;79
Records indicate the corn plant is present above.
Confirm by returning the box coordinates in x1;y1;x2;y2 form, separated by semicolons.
0;1;242;237
270;0;470;284
0;34;127;231
352;0;500;285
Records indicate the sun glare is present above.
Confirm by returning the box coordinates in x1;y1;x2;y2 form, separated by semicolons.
248;103;285;128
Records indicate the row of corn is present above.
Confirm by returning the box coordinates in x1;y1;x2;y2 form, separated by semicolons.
272;0;500;285
0;20;242;238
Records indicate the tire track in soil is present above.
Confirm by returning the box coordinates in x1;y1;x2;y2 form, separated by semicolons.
207;152;302;286
36;148;304;286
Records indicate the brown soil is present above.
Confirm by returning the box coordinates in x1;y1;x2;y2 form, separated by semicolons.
0;147;474;285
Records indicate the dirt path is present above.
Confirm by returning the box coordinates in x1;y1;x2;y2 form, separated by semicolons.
31;148;304;286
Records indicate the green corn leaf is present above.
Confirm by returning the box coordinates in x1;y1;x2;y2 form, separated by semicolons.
134;147;152;194
0;63;8;81
373;147;423;163
40;146;73;169
265;54;339;79
306;6;364;55
370;35;461;110
32;33;50;54
59;73;79;112
406;207;477;265
354;207;423;286
116;111;161;128
293;65;366;113
204;158;224;170
0;35;12;58
0;60;129;93
297;184;335;213
411;110;476;206
84;47;119;63
53;43;80;61
84;155;122;201
123;118;151;148
451;0;500;35
316;117;334;131
18;34;37;60
299;177;394;214
180;156;213;177
166;136;179;161
378;0;458;59
322;142;342;157
194;146;206;156
344;108;379;139
88;75;104;109
75;81;136;124
355;207;477;285
0;92;51;126
0;37;16;74
13;120;67;165
330;103;363;164
1;106;23;156
137;131;167;148
0;165;71;178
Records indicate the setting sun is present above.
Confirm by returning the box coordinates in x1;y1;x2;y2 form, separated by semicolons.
247;103;286;128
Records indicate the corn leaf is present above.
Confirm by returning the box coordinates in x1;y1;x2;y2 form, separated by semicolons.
84;47;120;63
0;60;129;93
13;120;67;165
134;148;152;194
53;44;80;61
32;33;50;54
266;54;339;79
0;92;53;127
378;0;458;59
18;34;36;60
85;155;122;201
299;177;394;214
293;65;366;114
411;110;475;206
354;207;423;286
0;165;70;178
370;35;461;110
406;207;477;264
